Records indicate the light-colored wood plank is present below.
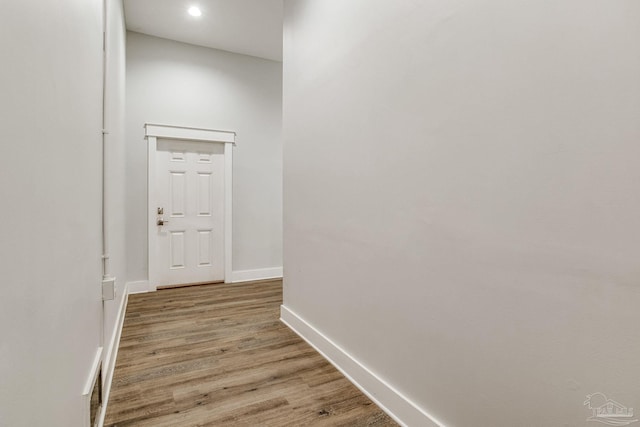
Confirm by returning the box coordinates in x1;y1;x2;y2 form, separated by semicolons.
104;280;397;426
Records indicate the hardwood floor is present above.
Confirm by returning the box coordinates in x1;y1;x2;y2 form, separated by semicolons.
104;280;397;426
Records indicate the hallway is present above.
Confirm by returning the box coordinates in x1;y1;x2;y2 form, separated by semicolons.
3;2;639;425
104;281;396;426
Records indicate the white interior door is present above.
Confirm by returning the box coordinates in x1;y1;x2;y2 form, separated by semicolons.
155;139;225;286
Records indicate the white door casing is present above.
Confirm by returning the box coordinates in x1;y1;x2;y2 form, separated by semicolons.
146;124;235;289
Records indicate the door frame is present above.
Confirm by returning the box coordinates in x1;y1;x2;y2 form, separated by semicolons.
145;123;235;289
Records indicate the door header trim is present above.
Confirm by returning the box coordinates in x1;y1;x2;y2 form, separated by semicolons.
145;123;236;144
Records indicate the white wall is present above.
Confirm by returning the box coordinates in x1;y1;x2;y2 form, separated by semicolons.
102;0;127;396
283;1;640;426
125;32;282;282
0;0;105;425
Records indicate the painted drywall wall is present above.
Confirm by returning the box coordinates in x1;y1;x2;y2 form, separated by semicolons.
102;0;127;393
282;1;640;426
125;32;283;282
0;1;104;425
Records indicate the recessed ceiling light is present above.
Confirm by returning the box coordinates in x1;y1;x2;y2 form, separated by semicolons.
188;6;202;17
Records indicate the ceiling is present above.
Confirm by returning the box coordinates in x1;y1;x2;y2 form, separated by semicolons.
124;0;283;61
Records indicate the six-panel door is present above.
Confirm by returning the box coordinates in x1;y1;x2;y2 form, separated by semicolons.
155;139;225;286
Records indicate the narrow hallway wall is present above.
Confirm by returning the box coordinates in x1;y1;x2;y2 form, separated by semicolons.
0;1;106;424
282;1;640;426
102;0;128;400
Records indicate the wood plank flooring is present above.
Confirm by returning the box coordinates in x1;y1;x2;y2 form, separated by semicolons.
104;280;397;426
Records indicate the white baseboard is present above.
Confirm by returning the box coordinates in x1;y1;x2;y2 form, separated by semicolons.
280;305;445;427
83;346;103;426
232;267;283;283
127;280;151;294
96;282;132;427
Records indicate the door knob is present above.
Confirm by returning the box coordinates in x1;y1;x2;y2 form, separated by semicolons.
157;219;169;226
